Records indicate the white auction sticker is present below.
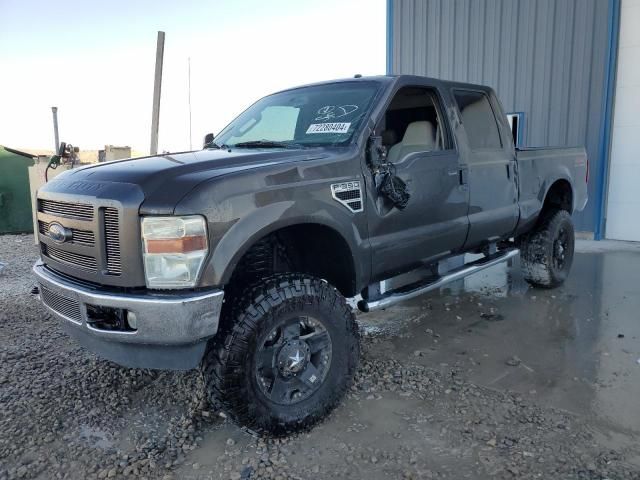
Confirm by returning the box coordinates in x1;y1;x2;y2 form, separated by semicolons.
306;122;351;134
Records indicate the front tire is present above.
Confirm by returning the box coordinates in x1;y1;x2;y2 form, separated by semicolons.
519;209;575;288
201;274;360;435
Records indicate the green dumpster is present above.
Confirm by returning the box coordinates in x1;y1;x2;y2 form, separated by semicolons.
0;146;36;234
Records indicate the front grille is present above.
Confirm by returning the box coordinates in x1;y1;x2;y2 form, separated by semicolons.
38;221;95;247
42;244;98;272
38;199;94;221
104;208;122;276
39;286;83;324
36;191;140;286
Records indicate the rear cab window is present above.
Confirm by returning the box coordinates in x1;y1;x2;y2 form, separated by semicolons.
453;90;502;150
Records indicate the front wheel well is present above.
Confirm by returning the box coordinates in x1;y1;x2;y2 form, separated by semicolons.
225;224;357;301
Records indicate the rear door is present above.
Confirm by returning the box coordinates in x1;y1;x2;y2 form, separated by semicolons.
451;89;518;247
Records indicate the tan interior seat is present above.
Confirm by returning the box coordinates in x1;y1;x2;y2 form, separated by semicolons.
387;121;436;163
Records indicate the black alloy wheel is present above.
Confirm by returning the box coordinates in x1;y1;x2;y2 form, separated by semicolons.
553;226;570;270
255;316;332;405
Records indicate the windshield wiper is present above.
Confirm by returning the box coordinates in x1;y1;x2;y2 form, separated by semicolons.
230;140;300;149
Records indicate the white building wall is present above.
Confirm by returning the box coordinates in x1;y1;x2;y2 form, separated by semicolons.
606;0;640;241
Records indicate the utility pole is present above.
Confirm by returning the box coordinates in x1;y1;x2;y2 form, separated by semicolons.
51;106;60;153
150;31;165;155
188;57;192;150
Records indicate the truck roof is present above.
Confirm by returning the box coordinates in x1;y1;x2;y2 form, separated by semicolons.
273;74;494;95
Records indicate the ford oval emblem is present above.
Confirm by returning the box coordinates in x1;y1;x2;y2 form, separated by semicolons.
48;222;72;244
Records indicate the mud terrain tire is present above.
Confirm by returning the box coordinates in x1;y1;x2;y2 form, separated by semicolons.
201;274;359;435
520;209;575;288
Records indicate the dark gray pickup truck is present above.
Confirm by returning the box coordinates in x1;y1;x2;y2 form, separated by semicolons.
34;75;587;434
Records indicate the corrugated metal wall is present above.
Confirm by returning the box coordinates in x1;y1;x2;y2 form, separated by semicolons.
389;0;613;232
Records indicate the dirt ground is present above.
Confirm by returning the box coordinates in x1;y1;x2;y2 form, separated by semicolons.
1;234;639;480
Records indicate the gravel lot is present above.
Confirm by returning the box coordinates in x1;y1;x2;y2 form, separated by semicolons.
1;234;639;479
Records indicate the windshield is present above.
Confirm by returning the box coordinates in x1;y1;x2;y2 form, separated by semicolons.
212;81;380;148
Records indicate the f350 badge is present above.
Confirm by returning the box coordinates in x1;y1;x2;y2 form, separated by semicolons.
331;181;364;213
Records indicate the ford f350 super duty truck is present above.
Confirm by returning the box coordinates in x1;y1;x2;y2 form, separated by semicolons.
34;75;587;435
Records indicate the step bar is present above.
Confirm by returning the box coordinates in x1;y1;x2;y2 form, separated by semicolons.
358;248;519;312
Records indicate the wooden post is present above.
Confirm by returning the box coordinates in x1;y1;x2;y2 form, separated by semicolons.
51;106;59;153
150;31;165;155
188;57;192;150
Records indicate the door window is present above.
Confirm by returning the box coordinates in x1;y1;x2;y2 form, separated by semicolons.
453;90;502;150
381;87;451;163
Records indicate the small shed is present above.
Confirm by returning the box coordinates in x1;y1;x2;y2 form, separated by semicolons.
0;146;36;234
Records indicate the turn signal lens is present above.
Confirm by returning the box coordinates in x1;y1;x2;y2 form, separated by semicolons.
145;236;207;254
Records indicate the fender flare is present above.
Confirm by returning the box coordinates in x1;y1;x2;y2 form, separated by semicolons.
538;170;574;213
201;201;366;290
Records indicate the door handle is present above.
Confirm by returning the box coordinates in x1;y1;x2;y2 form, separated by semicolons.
448;169;468;184
458;167;468;185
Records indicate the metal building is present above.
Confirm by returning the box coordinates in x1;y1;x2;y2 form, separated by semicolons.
388;0;638;240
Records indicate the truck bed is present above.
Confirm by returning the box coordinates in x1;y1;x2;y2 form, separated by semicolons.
515;146;588;234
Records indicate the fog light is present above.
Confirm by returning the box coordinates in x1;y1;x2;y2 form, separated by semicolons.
126;311;138;330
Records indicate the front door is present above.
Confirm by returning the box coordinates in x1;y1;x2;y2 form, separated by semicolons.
365;86;470;281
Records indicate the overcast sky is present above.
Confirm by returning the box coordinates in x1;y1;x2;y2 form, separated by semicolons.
0;0;385;154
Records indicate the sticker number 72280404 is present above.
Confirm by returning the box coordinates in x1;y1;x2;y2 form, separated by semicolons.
306;122;351;134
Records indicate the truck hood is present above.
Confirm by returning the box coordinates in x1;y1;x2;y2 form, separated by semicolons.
48;148;329;213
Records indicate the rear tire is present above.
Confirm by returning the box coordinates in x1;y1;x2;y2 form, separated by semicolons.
201;274;359;435
519;209;575;288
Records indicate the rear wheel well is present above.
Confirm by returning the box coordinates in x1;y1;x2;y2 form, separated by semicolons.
225;224;357;302
541;180;572;217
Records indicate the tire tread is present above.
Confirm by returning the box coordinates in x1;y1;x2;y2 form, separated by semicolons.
519;209;574;288
201;273;359;435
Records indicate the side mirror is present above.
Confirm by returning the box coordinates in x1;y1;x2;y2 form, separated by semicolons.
203;133;215;148
368;136;387;168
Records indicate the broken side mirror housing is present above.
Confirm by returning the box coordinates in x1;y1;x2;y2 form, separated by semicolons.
203;133;215;148
368;136;387;168
368;136;410;210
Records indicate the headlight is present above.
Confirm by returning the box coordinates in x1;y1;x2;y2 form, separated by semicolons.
141;216;208;289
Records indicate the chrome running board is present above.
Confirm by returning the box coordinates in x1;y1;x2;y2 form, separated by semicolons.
358;248;519;312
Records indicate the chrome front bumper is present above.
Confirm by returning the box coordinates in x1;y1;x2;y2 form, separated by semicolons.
33;261;224;370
